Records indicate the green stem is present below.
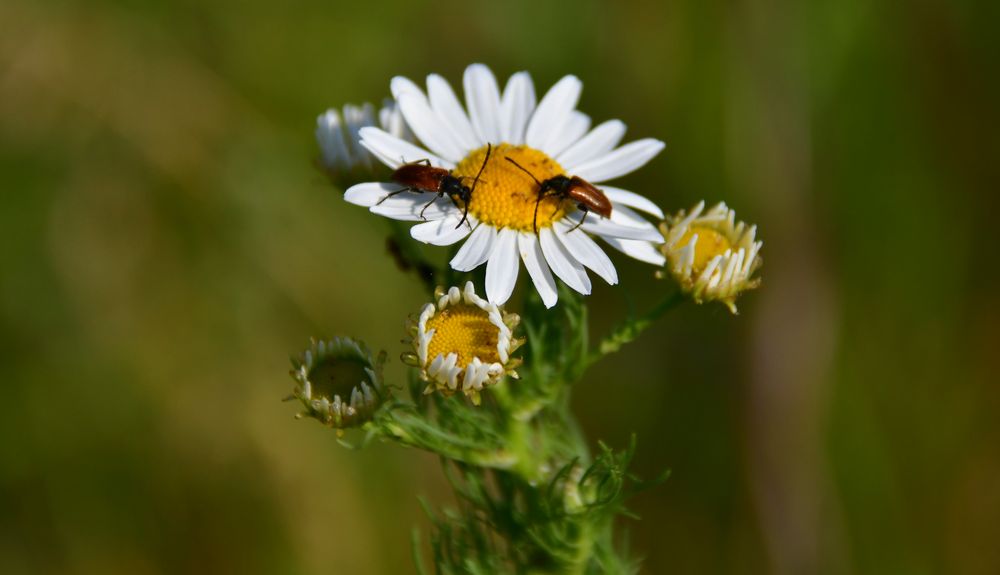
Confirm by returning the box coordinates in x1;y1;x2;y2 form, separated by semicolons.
492;382;543;483
380;420;518;468
587;290;684;367
374;407;518;469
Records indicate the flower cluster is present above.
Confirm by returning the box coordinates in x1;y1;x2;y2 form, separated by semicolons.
292;63;769;573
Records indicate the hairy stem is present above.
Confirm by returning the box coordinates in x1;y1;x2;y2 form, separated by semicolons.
588;289;684;366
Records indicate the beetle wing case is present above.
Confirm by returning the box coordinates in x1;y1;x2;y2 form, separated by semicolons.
568;177;613;218
391;164;450;192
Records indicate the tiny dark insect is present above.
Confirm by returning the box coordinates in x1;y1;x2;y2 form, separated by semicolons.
504;157;612;233
377;144;492;229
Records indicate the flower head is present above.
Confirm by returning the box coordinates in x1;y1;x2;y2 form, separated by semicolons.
657;201;762;313
316;100;412;186
341;64;667;308
403;282;522;405
287;337;387;433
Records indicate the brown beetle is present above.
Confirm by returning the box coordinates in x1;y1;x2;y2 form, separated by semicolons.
504;157;613;233
377;144;492;229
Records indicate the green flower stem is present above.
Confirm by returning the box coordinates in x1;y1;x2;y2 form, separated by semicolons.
491;382;545;483
375;408;518;470
494;375;601;572
587;289;684;367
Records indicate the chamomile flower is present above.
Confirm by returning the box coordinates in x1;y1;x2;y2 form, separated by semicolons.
287;337;387;434
657;201;762;313
316;100;412;185
342;64;667;308
402;282;522;405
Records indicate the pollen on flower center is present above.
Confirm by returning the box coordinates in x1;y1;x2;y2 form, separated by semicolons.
452;144;568;231
425;304;500;367
676;225;732;273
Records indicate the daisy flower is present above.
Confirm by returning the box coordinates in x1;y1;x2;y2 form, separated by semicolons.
287;337;388;434
402;282;522;405
342;64;667;308
657;201;762;313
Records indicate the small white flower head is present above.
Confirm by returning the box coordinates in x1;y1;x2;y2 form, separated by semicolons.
402;281;522;405
315;99;413;186
342;64;668;308
287;337;388;434
657;201;763;313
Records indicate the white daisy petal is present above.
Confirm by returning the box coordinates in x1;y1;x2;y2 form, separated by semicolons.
543;111;591;158
463;64;503;144
426;74;479;150
556;120;627;170
358;127;450;169
378;99;411;141
581;216;664;242
485;228;520;304
525;75;582;150
390;75;424;100
410;215;473;246
500;71;536;145
609;203;662;232
342;104;376;170
397;93;466;163
602;237;667;266
450;224;497;271
370;195;452;222
555;222;618;285
517;232;558;308
572;138;665;183
316;109;350;170
539;227;591;295
601;186;665;219
344;182;399;207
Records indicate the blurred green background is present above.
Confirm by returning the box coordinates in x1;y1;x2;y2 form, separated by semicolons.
2;0;997;573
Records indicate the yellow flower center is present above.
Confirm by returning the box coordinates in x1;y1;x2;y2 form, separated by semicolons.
425;304;500;367
452;143;567;231
677;225;732;273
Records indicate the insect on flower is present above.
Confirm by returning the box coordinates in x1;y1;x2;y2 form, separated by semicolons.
343;64;667;307
504;157;612;233
377;144;493;229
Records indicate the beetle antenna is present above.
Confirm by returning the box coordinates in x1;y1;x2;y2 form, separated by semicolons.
470;143;491;193
505;157;542;186
454;144;489;230
533;196;542;234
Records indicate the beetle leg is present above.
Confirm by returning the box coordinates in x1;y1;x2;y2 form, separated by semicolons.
418;193;442;220
533;189;561;234
455;201;472;230
567;206;589;233
376;187;413;206
399;156;432;166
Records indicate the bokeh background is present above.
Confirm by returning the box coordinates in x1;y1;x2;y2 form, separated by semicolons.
2;0;998;573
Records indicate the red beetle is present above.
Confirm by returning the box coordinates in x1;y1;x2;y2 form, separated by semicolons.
377;144;492;229
504;157;612;233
